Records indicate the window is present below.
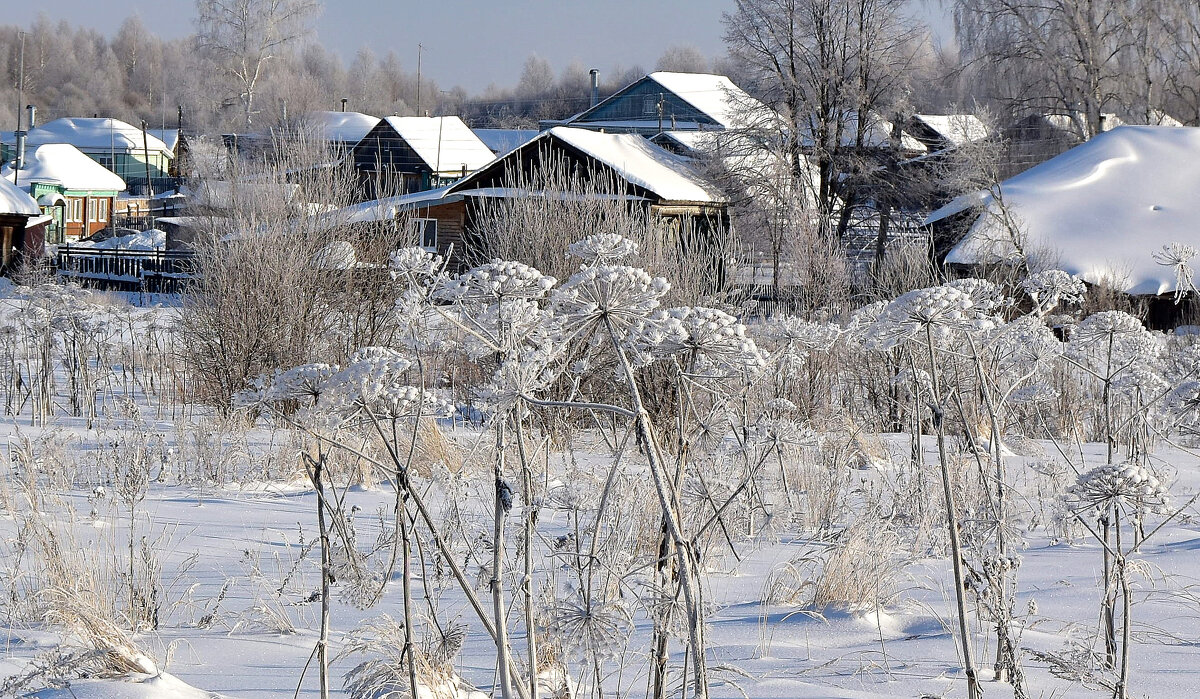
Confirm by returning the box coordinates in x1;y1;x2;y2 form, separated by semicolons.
412;218;437;251
67;198;83;223
95;198;109;223
643;95;658;115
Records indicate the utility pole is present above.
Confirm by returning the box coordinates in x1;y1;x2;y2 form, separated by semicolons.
13;31;26;187
141;120;155;198
416;44;424;116
657;92;664;135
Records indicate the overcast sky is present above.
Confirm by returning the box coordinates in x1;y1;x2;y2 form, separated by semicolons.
6;1;953;93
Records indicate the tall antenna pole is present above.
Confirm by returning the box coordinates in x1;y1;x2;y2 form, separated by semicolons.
13;31;26;187
415;43;424;116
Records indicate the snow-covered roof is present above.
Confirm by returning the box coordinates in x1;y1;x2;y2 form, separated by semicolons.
550;127;723;202
911;114;989;147
644;72;764;130
453;127;724;204
300;111;381;145
325;186;458;226
146;129;181;151
2;143;126;192
564;72;771;132
933;126;1200;296
381;116;496;176
472;128;540;155
12;117;172;155
0;175;40;215
800;111;927;152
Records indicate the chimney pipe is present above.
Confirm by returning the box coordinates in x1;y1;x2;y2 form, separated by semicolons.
589;69;600;108
26;104;35;129
341;98;348;113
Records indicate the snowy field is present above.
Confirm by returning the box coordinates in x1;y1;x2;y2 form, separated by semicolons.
1;247;1199;699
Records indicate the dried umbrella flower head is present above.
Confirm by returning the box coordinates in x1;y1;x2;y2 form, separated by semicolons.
1066;462;1171;516
435;259;556;303
1152;242;1199;302
1021;270;1087;314
550;264;671;341
866;285;980;350
567;234;639;264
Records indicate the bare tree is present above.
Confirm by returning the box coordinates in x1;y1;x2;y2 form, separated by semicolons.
194;0;321;130
723;0;923;239
954;0;1176;136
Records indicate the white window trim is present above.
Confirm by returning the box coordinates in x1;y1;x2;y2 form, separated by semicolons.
412;218;438;252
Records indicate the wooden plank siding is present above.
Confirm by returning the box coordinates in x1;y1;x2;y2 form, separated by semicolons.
352;121;434;200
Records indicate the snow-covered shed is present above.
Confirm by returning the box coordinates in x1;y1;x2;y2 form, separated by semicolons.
1;117;172;193
0;175;43;269
927;126;1200;308
351;116;496;199
2;143;127;242
547;71;771;136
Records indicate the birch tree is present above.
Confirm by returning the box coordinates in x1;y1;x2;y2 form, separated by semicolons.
194;0;321;130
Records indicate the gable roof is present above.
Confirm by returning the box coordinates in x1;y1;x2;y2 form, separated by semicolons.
930;126;1200;295
146;129;182;152
566;72;768;131
0;175;40;216
2;143;126;193
449;126;724;204
11;117;172;156
909;114;989;148
379;116;496;176
300;111;381;145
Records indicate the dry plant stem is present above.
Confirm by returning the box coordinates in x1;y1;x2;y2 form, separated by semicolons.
513;417;541;699
294;422;533;699
399;493;419;699
925;325;980;699
1114;511;1130;699
493;414;514;699
603;317;709;699
301;448;332;699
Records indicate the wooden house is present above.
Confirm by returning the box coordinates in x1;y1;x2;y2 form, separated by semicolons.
351;116;495;200
545;71;769;136
325;126;729;273
0;175;43;270
2;117;172;194
2;144;126;242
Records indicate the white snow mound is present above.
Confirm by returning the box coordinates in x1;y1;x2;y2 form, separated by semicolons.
936;126;1200;295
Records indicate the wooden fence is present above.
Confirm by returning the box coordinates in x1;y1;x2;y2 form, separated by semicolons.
55;245;196;293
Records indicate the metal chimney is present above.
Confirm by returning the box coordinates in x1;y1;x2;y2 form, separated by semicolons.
589;69;600;108
341;98;348;112
26;104;35;129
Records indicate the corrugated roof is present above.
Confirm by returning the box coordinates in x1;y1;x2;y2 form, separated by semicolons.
2;143;126;192
472;128;540;155
382;116;496;176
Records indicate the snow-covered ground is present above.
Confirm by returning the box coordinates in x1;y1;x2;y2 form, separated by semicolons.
1;273;1198;699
